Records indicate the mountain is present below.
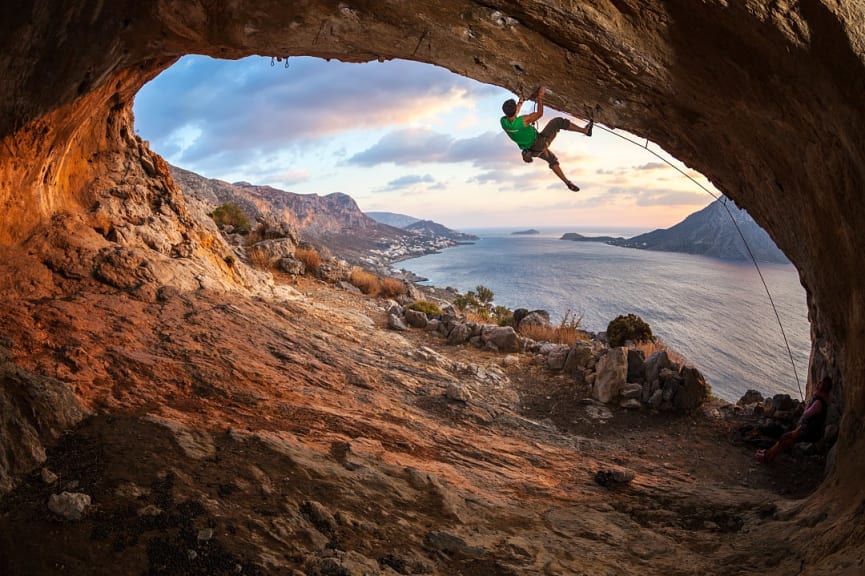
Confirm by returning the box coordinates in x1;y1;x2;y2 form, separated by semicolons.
512;229;540;235
404;220;479;242
172;166;385;236
170;166;473;267
368;212;479;242
616;199;788;263
366;211;421;228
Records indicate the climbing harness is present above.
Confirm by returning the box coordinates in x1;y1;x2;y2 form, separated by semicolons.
591;117;804;400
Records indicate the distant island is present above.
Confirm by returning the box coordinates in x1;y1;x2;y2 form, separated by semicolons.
511;229;540;235
560;232;625;243
561;199;789;263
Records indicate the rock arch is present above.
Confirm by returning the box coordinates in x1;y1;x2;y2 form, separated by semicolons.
1;0;864;568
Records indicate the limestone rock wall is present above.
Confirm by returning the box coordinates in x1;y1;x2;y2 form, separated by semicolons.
0;0;864;567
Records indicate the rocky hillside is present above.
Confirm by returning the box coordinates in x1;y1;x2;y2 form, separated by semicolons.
366;212;421;229
368;212;479;243
171;165;403;238
612;200;789;263
403;220;478;242
170;167;470;269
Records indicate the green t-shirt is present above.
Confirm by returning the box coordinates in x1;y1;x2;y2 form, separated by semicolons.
501;116;537;150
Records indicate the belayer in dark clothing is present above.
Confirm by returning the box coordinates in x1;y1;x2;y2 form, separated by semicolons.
500;86;593;192
756;376;833;463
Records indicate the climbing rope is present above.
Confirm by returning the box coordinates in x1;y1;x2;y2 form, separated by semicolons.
591;120;804;400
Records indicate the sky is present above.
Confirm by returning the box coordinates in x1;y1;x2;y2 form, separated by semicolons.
133;55;718;231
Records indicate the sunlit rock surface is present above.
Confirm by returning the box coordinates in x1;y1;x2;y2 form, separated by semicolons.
0;1;864;573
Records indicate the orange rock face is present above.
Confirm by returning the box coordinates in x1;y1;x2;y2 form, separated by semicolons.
0;1;864;573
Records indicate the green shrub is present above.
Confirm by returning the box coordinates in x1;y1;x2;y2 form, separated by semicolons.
407;300;443;317
210;203;251;230
475;285;494;305
494;305;514;326
607;313;654;347
453;285;512;325
453;292;479;311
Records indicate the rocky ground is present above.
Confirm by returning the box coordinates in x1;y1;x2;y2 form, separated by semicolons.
0;269;830;575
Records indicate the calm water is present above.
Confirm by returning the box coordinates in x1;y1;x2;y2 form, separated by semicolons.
399;228;811;402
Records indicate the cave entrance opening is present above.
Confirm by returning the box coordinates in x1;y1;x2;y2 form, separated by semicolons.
132;55;809;403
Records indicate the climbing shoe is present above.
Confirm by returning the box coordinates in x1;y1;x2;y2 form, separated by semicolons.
566;181;580;192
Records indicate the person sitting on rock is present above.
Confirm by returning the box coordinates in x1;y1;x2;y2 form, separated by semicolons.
756;376;833;463
500;86;592;192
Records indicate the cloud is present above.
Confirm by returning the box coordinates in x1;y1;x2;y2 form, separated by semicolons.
348;128;513;168
134;55;490;172
468;165;560;191
382;174;436;191
635;162;668;171
604;187;707;207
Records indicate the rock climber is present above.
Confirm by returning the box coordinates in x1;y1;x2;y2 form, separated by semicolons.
500;86;592;192
756;376;833;463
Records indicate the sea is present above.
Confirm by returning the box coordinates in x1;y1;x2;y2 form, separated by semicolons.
398;227;811;403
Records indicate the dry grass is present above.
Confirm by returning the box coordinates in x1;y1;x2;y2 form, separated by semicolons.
518;311;588;346
633;337;688;365
295;247;322;271
350;268;380;295
379;277;407;298
247;246;271;269
464;310;492;323
348;268;407;297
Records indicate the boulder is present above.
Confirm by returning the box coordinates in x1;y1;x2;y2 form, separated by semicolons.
446;382;471;403
277;257;305;275
48;492;91;520
254;215;298;241
594;466;636;487
447;323;472;345
251;237;296;263
546;346;571;371
518;310;552;329
627;349;646;383
738;389;765;405
673;366;711;411
620;382;643;400
387;314;408;331
404;308;428;328
512;308;530;327
644;350;673;386
317;262;350;283
384;301;402;316
480;326;520;353
593;347;628;403
564;341;594;373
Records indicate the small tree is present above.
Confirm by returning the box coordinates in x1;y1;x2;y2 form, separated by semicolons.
475;285;494;306
494;305;514;326
453;291;480;311
607;313;654;347
210;203;250;231
453;285;511;324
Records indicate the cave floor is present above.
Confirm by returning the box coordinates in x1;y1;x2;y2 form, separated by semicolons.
0;275;827;575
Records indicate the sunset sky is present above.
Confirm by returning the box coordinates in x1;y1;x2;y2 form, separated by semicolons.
133;55;718;231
